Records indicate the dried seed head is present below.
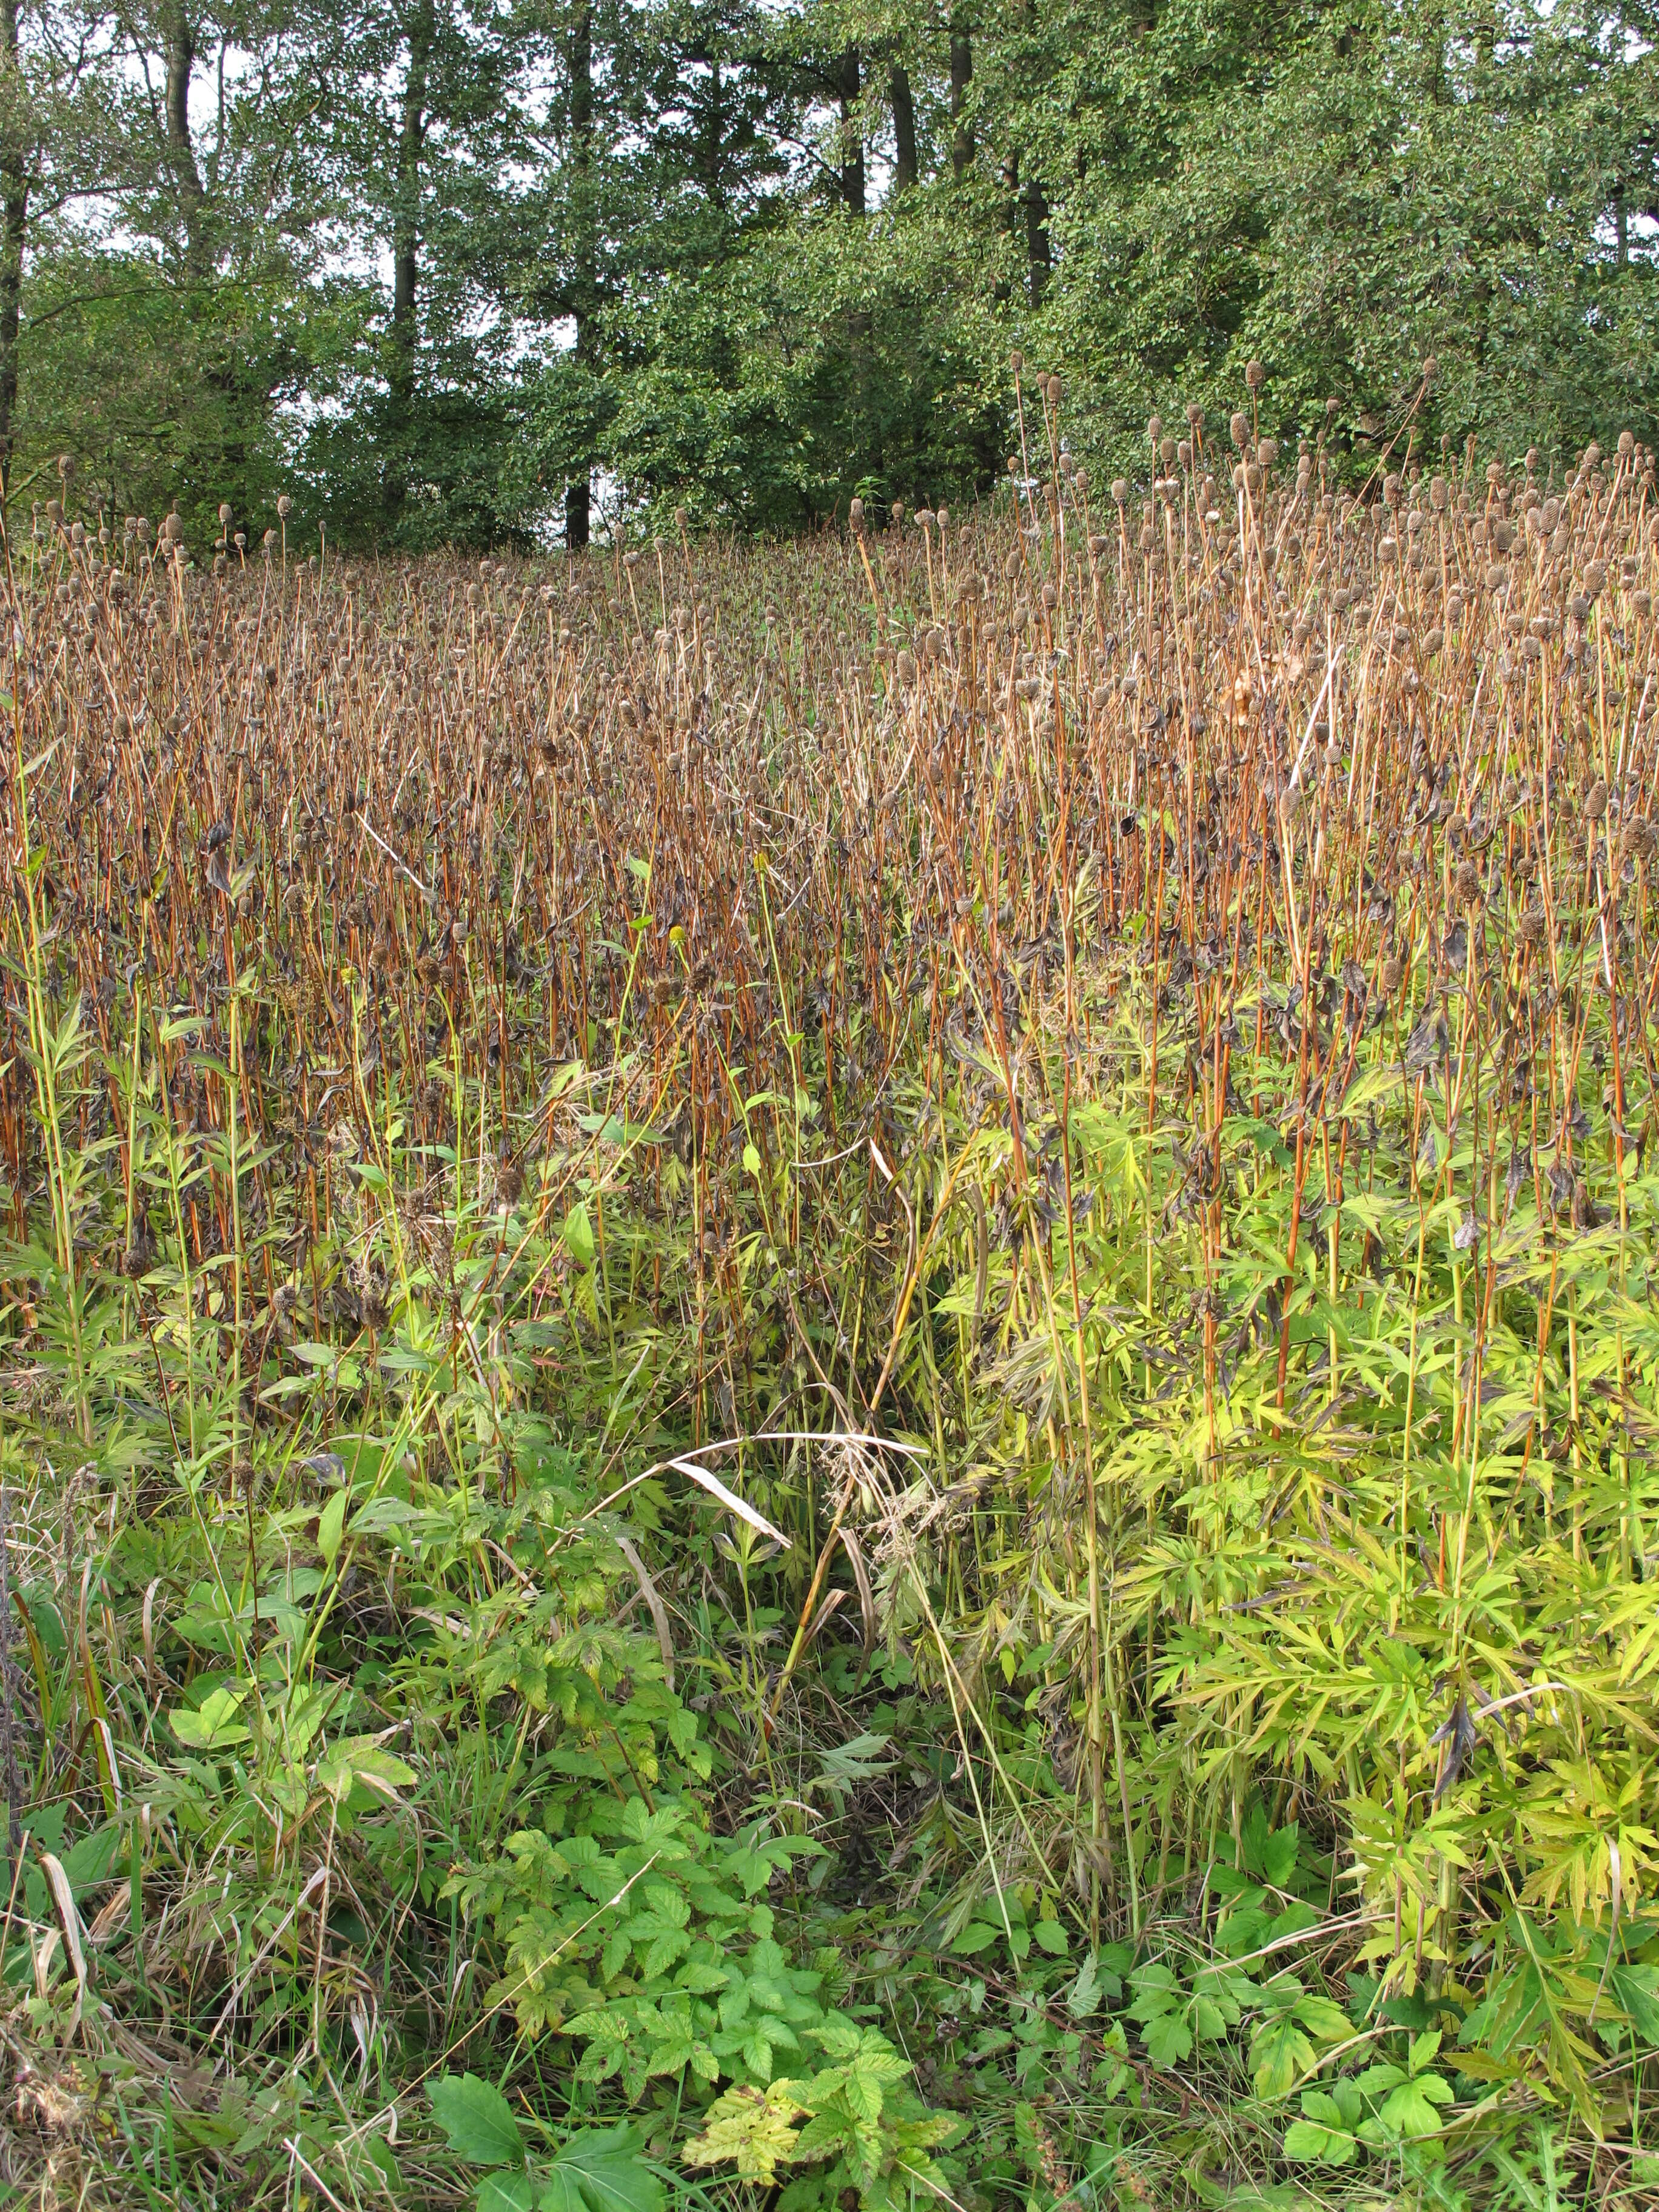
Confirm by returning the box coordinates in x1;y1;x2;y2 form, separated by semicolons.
1430;475;1448;511
277;494;292;517
1584;777;1607;820
1230;411;1250;449
1518;904;1547;945
218;502;233;526
1381;953;1405;994
1454;858;1483;905
849;496;864;530
1010;349;1024;373
1245;358;1265;390
1186;401;1204;430
1047;374;1063;404
1620;430;1635;457
1147;414;1163;442
1257;438;1277;469
896;649;917;686
1111;478;1128;508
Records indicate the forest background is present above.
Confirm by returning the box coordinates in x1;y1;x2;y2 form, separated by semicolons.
5;0;1659;544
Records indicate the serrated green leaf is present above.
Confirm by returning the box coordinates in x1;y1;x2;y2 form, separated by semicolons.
1283;2118;1357;2166
429;2076;523;2168
539;2123;662;2212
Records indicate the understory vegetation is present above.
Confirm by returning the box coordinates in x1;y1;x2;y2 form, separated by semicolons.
7;381;1659;2208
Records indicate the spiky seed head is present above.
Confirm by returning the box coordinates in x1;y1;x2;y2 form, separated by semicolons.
1147;414;1162;441
277;495;292;517
1111;479;1128;507
850;496;864;529
1245;359;1265;390
1620;430;1635;457
218;503;233;526
1230;411;1249;449
1010;349;1024;373
1047;374;1063;404
1430;475;1448;511
1326;397;1339;417
1257;438;1277;469
1186;401;1204;429
1584;779;1607;820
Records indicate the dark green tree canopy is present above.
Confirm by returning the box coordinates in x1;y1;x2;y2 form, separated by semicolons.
10;0;1659;541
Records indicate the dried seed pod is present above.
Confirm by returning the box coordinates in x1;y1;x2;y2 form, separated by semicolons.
1584;778;1607;820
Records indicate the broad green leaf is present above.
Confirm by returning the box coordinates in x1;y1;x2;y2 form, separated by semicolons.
1284;2118;1357;2165
169;1687;250;1750
1375;2077;1452;2137
429;2075;524;2168
317;1488;348;1568
539;2122;662;2212
1141;2010;1194;2068
480;2179;537;2212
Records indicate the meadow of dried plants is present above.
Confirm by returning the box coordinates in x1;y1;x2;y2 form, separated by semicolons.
5;369;1659;2210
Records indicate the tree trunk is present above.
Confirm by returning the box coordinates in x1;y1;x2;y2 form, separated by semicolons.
162;3;207;271
890;66;917;194
386;0;433;526
566;0;593;550
950;30;973;180
1025;176;1050;302
0;0;27;483
838;49;863;214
